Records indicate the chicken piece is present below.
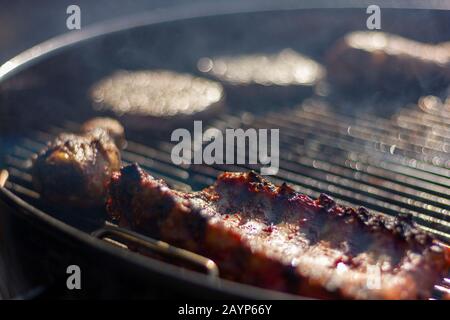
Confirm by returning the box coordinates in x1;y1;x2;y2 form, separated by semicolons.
32;118;124;207
107;164;450;299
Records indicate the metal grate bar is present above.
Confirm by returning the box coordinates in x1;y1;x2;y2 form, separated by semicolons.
3;103;450;244
263;112;450;177
247;114;450;184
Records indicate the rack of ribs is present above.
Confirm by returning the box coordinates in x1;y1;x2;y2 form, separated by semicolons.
107;163;449;299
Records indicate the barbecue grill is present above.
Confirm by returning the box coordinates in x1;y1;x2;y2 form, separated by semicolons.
0;3;449;299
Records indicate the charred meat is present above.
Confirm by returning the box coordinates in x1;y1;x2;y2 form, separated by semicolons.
107;164;449;299
32;118;124;207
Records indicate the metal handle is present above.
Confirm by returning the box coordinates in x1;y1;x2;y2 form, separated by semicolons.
92;225;219;280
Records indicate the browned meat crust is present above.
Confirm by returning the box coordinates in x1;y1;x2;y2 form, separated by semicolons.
80;117;126;149
326;31;450;93
33;120;123;207
107;164;449;299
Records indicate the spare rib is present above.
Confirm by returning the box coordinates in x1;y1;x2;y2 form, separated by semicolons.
107;164;449;299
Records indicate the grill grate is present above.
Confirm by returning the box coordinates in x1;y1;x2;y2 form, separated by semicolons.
4;98;450;240
2;97;449;298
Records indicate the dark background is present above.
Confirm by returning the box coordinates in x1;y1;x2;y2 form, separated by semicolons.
0;0;206;64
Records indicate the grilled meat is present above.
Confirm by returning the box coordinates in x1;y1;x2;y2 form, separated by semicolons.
107;164;449;299
326;31;450;93
32;118;124;207
198;49;324;109
90;70;225;130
